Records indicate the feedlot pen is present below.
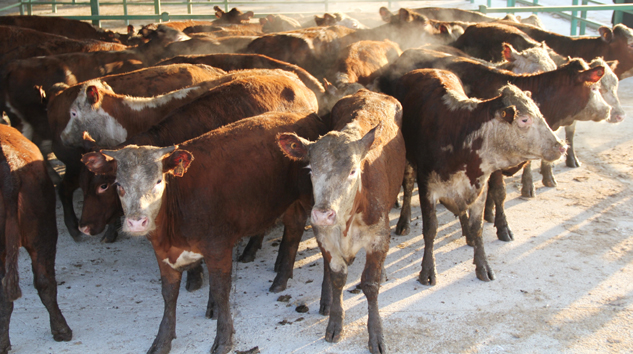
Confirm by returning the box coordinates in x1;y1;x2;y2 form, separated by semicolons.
0;2;631;353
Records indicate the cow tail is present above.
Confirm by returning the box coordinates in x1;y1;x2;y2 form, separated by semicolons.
1;169;21;302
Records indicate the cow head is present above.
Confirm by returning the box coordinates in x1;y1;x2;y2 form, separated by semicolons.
378;7;438;49
60;80;128;148
502;42;557;74
600;24;633;78
278;121;382;227
492;85;566;163
214;6;254;24
81;145;193;236
590;58;625;123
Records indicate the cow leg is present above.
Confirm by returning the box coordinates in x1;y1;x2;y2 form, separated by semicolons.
395;163;415;236
25;247;72;342
270;199;310;293
101;218;121;243
419;180;438;286
541;160;557;187
205;286;218;320
207;252;235;354
184;264;204;292
489;170;513;242
362;235;388;354
458;212;471;245
324;262;347;343
57;172;81;241
319;256;333;316
565;122;580;168
483;187;495;223
0;265;13;354
468;188;495;282
521;161;535;198
238;234;264;263
147;262;182;354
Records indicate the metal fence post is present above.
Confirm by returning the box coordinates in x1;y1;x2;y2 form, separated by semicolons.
155;0;162;22
580;0;588;35
52;0;57;13
224;0;228;12
571;0;578;35
614;0;624;24
27;0;32;16
19;0;24;15
90;0;100;27
187;0;192;14
123;0;129;26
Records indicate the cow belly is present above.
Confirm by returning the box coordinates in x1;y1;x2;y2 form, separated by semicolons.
163;250;204;271
428;171;486;215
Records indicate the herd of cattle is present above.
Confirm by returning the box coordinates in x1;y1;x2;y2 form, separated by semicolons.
0;5;629;354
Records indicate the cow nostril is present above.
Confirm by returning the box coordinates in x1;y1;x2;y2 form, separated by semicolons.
141;219;147;227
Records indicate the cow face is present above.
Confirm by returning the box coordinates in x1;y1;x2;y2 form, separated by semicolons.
378;7;438;49
278;122;380;227
81;145;193;236
61;80;128;148
492;85;566;163
502;42;557;74
590;58;625;123
604;24;633;78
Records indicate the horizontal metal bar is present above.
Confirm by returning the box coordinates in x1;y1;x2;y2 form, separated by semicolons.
0;2;23;11
479;3;633;13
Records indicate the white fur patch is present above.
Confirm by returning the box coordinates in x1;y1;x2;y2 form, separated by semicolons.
442;89;481;112
163;251;203;270
122;86;198;112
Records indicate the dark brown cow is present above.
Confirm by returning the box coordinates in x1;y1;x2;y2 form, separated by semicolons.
77;71;319;295
47;64;225;241
0;15;126;43
82;111;328;354
0;125;72;353
381;49;606;241
488;21;633;79
393;69;565;284
277;89;406;354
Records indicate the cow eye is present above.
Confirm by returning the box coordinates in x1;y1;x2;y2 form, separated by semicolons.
98;183;109;193
349;169;358;178
71;111;77;117
156;179;162;185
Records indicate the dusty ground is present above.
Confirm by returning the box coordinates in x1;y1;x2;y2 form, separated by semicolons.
0;1;631;353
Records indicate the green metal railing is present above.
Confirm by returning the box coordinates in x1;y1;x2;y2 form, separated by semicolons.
480;3;633;35
0;0;407;27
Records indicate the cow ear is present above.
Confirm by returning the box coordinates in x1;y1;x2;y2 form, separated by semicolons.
277;133;311;161
244;11;254;20
314;15;324;26
163;149;193;177
259;17;267;25
502;43;516;61
496;106;516;124
398;8;413;22
599;26;613;42
86;85;100;105
322;78;338;96
379;7;393;22
82;151;117;176
606;60;619;71
214;6;224;19
358;122;383;157
578;65;605;83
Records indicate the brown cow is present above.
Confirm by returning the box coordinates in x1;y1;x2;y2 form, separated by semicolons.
138;7;254;38
47;64;225;241
381;50;606;241
82;111;328;354
277;89;406;354
314;12;369;29
77;71;319;294
0;125;72;353
0;15;126;43
393;69;566;284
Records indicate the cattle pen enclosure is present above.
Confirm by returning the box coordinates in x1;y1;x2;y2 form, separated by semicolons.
0;1;632;353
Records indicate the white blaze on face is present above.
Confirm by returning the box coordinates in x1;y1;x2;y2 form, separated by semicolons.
591;59;626;123
510;46;557;74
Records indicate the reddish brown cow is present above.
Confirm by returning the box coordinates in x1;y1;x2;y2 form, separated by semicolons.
277;90;406;354
160;35;257;61
77;71;319;295
381;50;605;241
155;53;329;115
393;69;565;284
0;15;126;43
82;111;328;354
327;39;402;87
138;7;254;38
47;64;225;242
0;125;72;353
183;23;263;37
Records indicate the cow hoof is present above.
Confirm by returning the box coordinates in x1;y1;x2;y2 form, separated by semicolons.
319;302;331;316
496;226;514;242
210;338;233;354
147;342;171;354
566;155;581;168
52;326;72;342
476;264;496;282
542;177;557;188
369;336;386;354
237;251;257;263
0;340;11;354
185;270;204;292
205;305;218;320
69;228;83;243
325;321;343;343
521;185;535;198
268;278;287;293
483;208;494;223
418;268;436;286
393;199;401;209
101;229;118;243
394;220;410;236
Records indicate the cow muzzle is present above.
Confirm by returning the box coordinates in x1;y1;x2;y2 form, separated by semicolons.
125;216;150;233
312;208;336;226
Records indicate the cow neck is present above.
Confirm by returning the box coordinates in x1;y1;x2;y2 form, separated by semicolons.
342;182;366;238
150;174;186;250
